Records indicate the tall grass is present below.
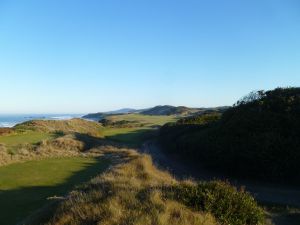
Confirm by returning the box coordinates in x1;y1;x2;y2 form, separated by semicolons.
37;155;217;225
14;119;103;137
32;153;264;225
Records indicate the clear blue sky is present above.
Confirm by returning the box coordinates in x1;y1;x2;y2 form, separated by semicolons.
0;0;299;113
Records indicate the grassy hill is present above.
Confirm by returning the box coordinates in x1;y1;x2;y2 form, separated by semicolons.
0;119;105;166
140;105;198;115
0;115;175;166
159;87;300;181
140;105;229;116
82;108;138;120
14;118;103;136
82;112;106;120
82;105;229;120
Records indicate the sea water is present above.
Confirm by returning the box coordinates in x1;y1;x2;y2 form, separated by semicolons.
0;114;83;127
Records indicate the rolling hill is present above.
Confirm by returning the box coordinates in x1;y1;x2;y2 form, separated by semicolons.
140;105;197;115
83;105;229;120
82;108;139;120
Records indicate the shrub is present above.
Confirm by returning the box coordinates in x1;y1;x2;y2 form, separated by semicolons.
167;181;265;225
176;113;221;125
159;87;300;181
99;118;142;128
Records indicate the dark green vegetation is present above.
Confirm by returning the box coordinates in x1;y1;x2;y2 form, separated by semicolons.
167;181;264;225
99;118;143;128
176;112;221;125
159;87;300;181
0;157;110;225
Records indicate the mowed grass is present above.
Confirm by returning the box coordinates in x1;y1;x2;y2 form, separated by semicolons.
0;131;56;146
106;114;177;126
101;114;177;146
0;157;110;225
101;127;153;146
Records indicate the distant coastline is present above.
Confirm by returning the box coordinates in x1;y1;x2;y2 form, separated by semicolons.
0;114;83;128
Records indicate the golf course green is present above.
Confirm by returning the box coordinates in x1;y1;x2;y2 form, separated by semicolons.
0;157;110;225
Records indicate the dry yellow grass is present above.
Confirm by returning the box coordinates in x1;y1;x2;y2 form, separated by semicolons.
0;118;105;167
40;154;217;225
0;134;89;167
15;119;103;137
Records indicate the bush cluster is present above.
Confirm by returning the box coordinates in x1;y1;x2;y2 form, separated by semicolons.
176;113;221;125
99;118;143;128
159;87;300;181
167;181;265;225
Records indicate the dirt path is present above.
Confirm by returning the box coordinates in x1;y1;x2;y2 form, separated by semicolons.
140;141;300;207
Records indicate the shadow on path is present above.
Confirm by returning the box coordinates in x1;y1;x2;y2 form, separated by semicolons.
141;141;300;225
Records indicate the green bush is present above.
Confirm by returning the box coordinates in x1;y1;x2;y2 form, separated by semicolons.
167;181;265;225
177;113;221;125
159;87;300;181
99;118;142;128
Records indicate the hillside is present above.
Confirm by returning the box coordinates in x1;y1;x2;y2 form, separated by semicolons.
14;118;102;137
140;105;195;115
83;105;229;120
82;108;138;120
82;112;106;120
140;105;229;116
159;87;300;181
105;108;138;114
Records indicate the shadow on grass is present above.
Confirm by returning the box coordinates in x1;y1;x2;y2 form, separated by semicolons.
0;157;110;225
72;128;158;149
73;132;105;150
103;129;158;148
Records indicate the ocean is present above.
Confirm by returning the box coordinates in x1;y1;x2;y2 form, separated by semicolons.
0;114;83;128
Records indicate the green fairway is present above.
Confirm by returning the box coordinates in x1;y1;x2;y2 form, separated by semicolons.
0;131;56;146
101;114;177;146
101;127;153;146
0;157;110;225
106;114;176;126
